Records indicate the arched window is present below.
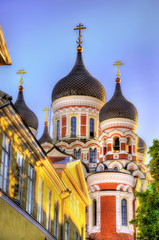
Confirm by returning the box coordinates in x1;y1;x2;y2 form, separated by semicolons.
89;148;97;163
126;137;132;154
71;117;76;137
92;199;97;226
57;120;60;140
54;201;59;238
113;137;120;152
121;199;127;226
74;149;81;159
114;167;118;171
90;118;94;138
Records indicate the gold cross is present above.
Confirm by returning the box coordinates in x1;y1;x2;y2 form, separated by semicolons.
113;60;124;78
43;107;51;122
16;68;26;86
74;23;86;45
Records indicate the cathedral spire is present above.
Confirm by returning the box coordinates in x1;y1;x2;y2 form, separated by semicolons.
74;23;86;52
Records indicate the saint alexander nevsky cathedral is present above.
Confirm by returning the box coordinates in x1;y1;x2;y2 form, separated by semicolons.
0;24;149;240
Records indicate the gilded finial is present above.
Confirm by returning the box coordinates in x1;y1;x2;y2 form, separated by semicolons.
74;23;86;52
113;60;124;82
17;68;26;91
43;107;51;126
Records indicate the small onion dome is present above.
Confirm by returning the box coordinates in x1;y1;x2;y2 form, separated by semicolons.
52;51;106;103
99;78;138;122
137;136;147;154
14;86;38;131
38;121;52;144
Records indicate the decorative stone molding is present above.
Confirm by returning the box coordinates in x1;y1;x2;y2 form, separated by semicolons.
52;95;104;113
132;169;145;179
116;184;132;193
100;118;137;132
88;192;101;234
108;160;123;170
87;172;135;188
127;161;138;171
116;191;134;235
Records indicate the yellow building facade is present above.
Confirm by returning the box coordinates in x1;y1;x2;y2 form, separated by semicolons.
0;91;90;240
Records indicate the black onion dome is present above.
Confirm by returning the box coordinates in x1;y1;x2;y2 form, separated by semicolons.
14;90;38;130
38;124;52;144
52;52;106;102
99;81;138;122
137;136;147;154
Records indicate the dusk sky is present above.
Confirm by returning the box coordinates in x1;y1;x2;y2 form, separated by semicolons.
1;0;159;163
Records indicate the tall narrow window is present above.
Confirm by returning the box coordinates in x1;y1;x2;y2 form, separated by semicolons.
57;120;60;140
37;177;44;224
65;221;69;240
14;151;24;203
0;134;11;193
89;148;97;163
126;137;132;154
113;137;120;152
54;201;59;238
74;149;81;159
90;118;94;138
71;117;76;137
92;199;97;226
26;164;34;215
46;188;52;231
121;198;127;226
76;232;78;240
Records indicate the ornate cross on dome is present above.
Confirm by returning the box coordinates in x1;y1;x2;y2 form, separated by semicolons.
43;107;50;122
74;23;86;46
17;68;26;86
113;60;124;78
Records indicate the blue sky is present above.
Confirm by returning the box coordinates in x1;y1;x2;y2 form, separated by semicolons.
1;0;159;163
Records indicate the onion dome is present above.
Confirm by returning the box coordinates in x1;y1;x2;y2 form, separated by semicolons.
14;69;38;133
99;77;138;122
38;121;52;144
52;51;106;103
137;136;147;154
52;23;106;103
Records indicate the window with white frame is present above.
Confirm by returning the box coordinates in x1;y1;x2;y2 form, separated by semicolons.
89;148;97;163
0;134;11;193
26;164;34;215
46;188;52;231
113;137;120;152
90;118;94;138
121;198;127;226
74;149;81;159
37;177;44;224
71;117;76;137
14;151;24;203
92;199;97;226
57;120;60;140
65;221;69;240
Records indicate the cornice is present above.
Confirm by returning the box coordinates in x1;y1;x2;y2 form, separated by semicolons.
52;95;104;113
87;172;135;187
